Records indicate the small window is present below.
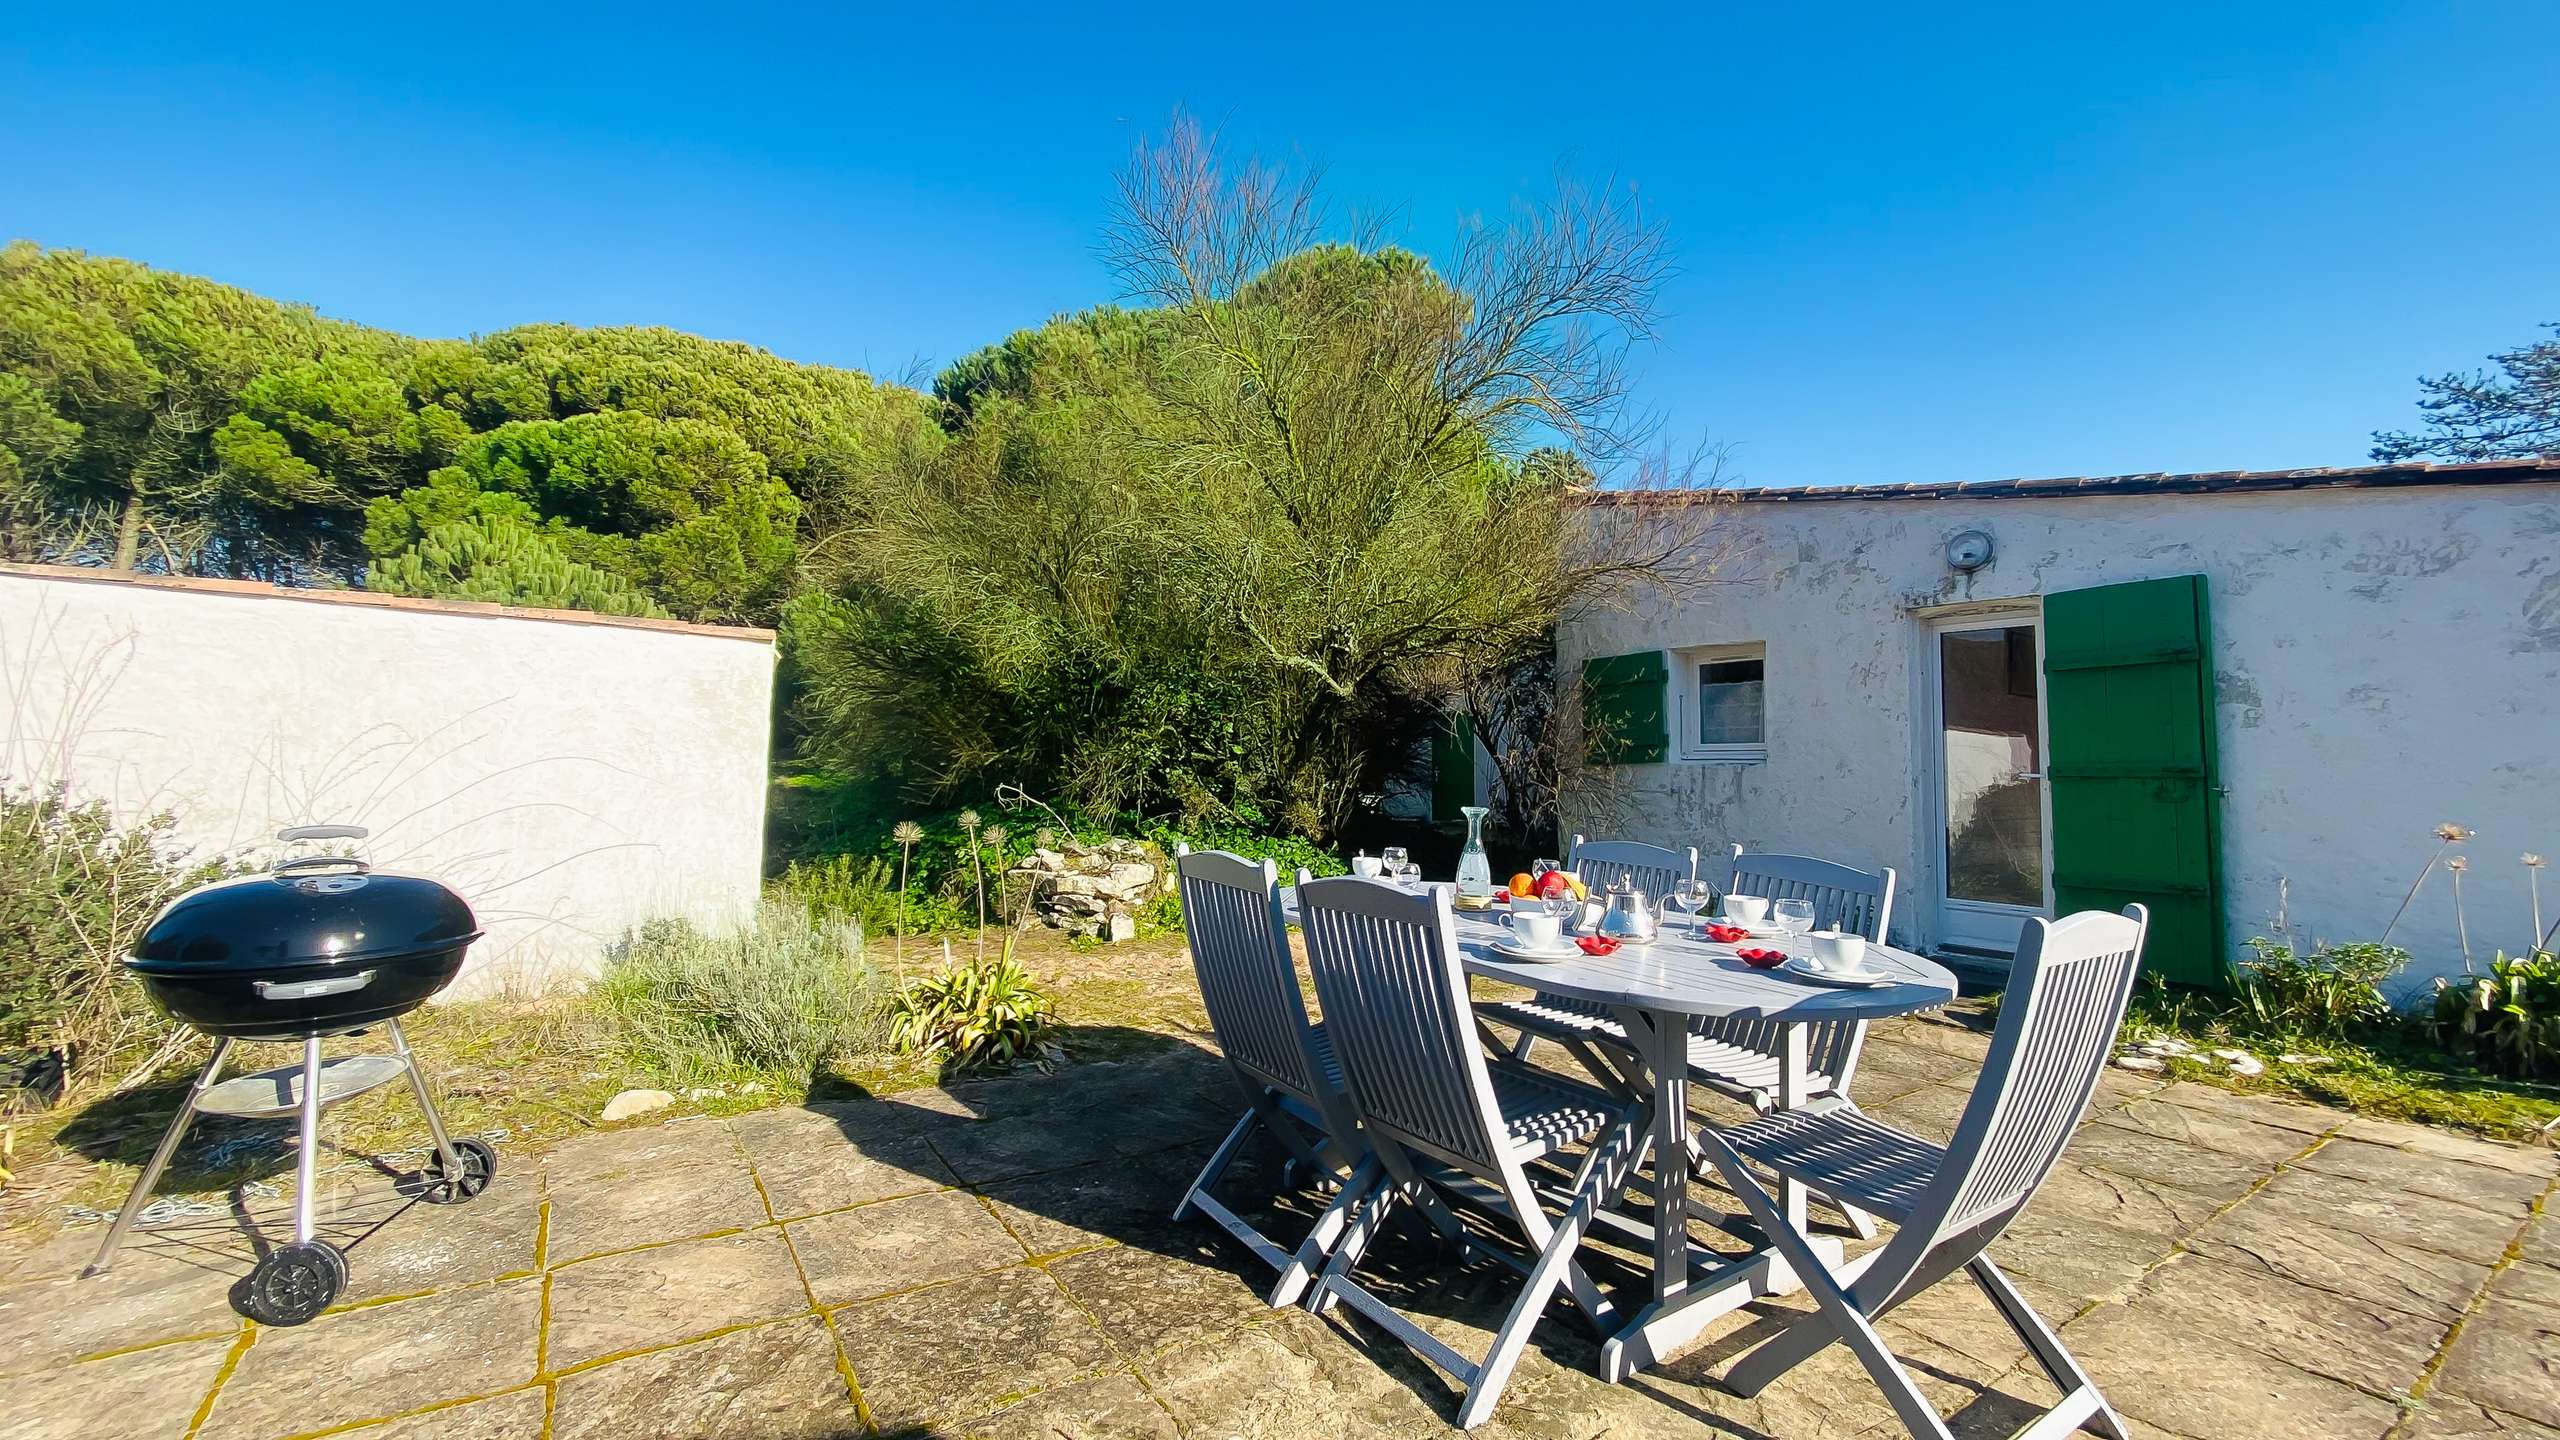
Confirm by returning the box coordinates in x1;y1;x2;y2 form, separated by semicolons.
1674;644;1766;762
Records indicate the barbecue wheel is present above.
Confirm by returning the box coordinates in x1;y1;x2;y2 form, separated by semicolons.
242;1241;345;1326
421;1137;496;1204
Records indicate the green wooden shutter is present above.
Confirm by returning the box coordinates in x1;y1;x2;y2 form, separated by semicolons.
1430;713;1475;823
1581;651;1668;765
2044;574;2228;988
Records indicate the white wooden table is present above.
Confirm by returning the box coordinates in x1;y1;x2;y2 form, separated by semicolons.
1282;885;1959;1382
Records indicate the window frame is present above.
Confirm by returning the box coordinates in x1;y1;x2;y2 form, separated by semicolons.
1670;642;1769;764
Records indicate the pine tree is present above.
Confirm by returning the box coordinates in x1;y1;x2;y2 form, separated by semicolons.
367;513;669;618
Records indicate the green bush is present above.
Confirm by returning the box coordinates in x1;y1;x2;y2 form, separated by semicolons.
773;853;971;939
2231;937;2403;1039
0;789;234;1092
885;942;1058;1072
2431;951;2560;1079
593;902;887;1086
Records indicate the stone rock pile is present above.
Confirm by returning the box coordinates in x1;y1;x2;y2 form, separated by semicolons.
1009;839;1170;942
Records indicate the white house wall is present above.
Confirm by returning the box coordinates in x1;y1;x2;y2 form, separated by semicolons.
1561;482;2560;990
0;567;776;996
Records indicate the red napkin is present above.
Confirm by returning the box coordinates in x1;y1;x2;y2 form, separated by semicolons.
1575;935;1619;956
1705;923;1749;944
1736;947;1789;968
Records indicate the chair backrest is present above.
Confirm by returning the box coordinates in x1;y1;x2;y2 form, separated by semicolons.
1295;875;1507;1176
1176;850;1324;1103
1728;846;1896;943
1927;906;2149;1238
1569;835;1698;902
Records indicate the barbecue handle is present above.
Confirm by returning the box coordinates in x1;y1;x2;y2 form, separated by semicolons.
277;824;370;842
256;970;376;1001
272;855;371;877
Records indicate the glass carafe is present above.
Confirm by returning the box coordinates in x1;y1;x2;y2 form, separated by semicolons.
1454;805;1495;901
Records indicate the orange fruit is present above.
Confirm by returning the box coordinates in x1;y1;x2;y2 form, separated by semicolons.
1508;872;1536;897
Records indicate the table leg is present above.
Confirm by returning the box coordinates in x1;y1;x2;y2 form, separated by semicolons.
1598;1015;1843;1384
1777;1023;1808;1236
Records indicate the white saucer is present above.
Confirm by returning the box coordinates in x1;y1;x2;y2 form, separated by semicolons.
1489;938;1582;963
1781;954;1896;988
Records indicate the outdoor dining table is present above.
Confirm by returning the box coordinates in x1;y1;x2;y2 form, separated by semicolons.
1280;884;1959;1384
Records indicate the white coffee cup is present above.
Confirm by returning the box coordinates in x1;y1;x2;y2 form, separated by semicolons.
1351;854;1383;879
1724;894;1771;927
1502;908;1564;950
1809;930;1868;972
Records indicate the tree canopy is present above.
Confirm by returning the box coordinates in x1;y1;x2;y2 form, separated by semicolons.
2372;322;2560;462
0;242;937;623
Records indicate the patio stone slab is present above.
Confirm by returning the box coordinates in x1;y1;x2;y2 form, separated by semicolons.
2030;1161;2230;1240
1047;1242;1276;1359
545;1230;810;1371
7;1336;234;1440
982;1152;1199;1259
2247;1165;2526;1264
2342;1115;2560;1177
2149;1080;2341;1135
1847;1036;1985;1088
542;1153;768;1263
2401;1396;2560;1438
834;1266;1118;1433
341;1386;549;1439
1984;1211;2176;1312
1140;1307;1457;1438
2523;1213;2560;1269
198;1278;541;1440
786;1189;1024;1305
337;1176;544;1303
2105;1096;2331;1163
2118;1250;2450;1398
552;1316;860;1440
2058;1299;2407;1439
2435;1296;2560;1429
733;1117;955;1221
2066;1118;2291;1201
2489;1258;2560;1307
960;1367;1184;1440
540;1114;737;1185
0;1245;243;1376
1867;1082;1973;1143
2291;1137;2555;1213
927;1113;1120;1186
2185;1197;2490;1322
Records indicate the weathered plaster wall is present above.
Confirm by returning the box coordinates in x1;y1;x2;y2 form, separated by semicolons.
1562;483;2560;988
0;567;776;995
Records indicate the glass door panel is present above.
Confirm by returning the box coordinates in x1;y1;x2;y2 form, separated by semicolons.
1937;624;2047;919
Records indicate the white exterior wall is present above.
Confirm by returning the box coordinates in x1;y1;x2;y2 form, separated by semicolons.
1;566;776;996
1562;482;2560;991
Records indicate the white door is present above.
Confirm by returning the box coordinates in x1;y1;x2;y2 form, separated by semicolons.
1928;615;2053;954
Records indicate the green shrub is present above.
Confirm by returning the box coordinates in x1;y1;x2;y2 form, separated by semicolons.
0;789;234;1093
774;853;971;938
2431;951;2560;1079
885;941;1058;1072
593;901;887;1086
2231;937;2403;1039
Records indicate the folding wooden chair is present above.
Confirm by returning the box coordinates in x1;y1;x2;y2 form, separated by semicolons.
1695;906;2150;1440
1294;874;1645;1430
1169;849;1376;1308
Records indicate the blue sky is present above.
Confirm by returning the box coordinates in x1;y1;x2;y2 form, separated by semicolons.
5;3;2554;487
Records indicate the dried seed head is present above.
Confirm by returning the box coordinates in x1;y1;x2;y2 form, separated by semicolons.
982;825;1009;848
2526;853;2549;869
2435;823;2474;842
958;809;981;831
2447;856;2470;873
893;820;924;845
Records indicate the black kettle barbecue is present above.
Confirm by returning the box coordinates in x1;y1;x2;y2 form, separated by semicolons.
82;824;498;1325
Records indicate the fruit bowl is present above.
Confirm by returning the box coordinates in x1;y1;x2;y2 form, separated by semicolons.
1734;946;1789;969
1704;923;1749;945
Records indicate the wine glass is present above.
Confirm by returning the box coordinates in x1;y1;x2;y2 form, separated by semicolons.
1668;878;1716;936
1531;857;1560;881
1773;898;1816;942
1381;846;1419;887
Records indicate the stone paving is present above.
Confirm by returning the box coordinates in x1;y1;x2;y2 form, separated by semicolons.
3;1016;2554;1440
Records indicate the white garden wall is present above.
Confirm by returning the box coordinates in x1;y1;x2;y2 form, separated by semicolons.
1562;478;2560;992
0;564;775;996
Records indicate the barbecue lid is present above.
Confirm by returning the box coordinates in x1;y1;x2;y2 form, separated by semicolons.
128;827;480;975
